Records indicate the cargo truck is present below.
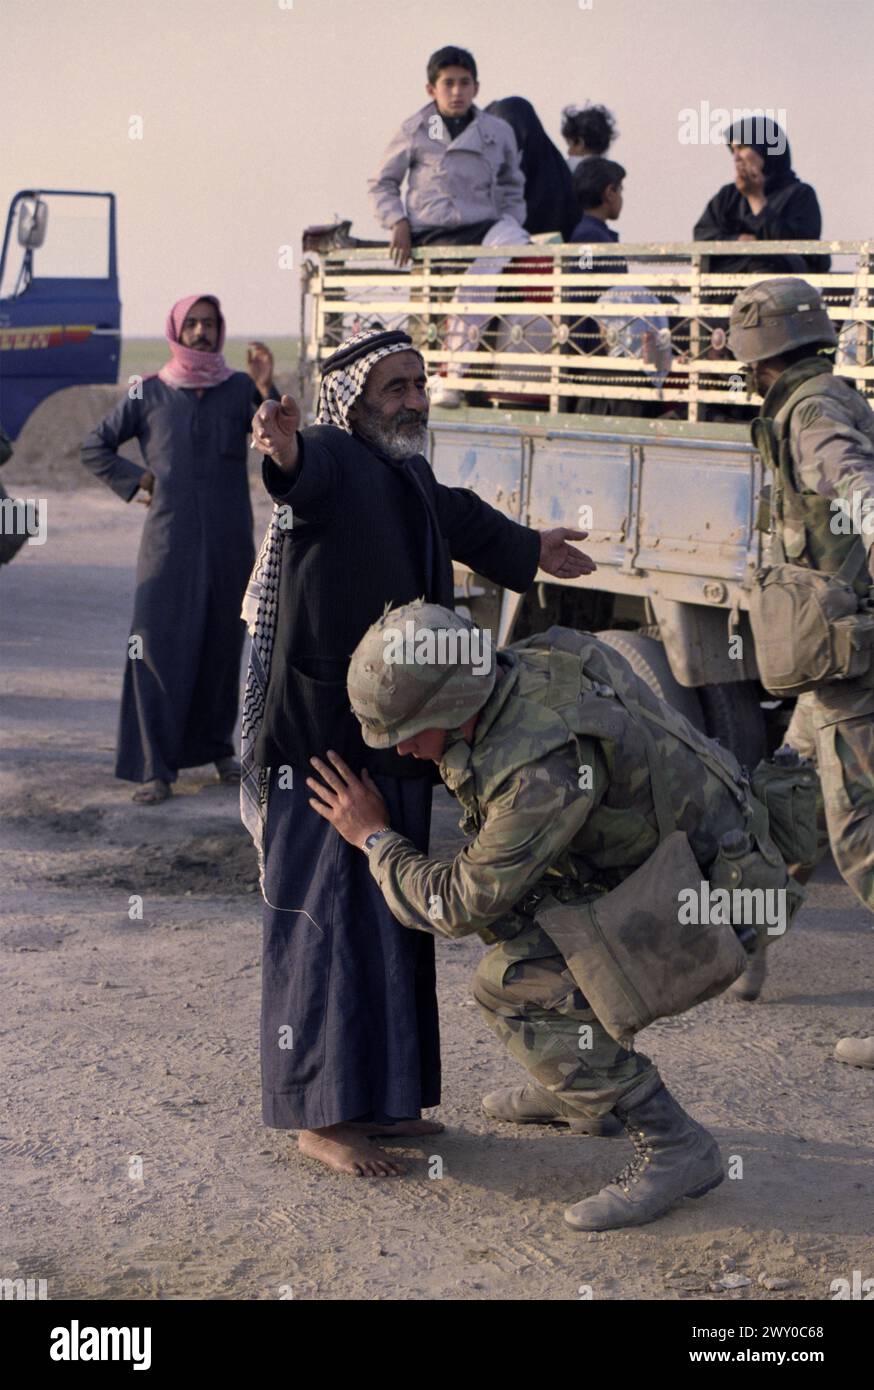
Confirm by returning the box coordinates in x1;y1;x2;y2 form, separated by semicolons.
298;235;873;763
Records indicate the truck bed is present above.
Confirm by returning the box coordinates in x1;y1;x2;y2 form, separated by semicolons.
429;406;761;609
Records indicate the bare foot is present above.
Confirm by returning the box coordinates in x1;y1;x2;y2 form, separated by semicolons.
297;1124;404;1176
346;1118;444;1138
132;779;171;804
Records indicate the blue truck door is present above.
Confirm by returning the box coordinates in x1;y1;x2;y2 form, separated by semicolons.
0;190;120;439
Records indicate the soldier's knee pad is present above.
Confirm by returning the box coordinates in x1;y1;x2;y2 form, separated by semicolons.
472;951;502;1012
473;945;526;1014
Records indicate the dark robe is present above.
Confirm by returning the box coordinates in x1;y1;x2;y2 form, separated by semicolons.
693;180;829;273
81;373;275;783
487;96;577;240
694;121;829;274
258;424;540;1128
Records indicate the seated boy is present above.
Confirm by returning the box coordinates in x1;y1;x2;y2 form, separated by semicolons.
570;157;625;243
368;44;527;267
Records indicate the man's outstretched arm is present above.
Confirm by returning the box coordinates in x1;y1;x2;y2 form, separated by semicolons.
434;480;597;591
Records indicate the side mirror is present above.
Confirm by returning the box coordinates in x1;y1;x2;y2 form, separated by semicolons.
17;198;48;250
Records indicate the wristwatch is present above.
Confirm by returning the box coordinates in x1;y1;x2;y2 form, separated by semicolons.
362;827;392;855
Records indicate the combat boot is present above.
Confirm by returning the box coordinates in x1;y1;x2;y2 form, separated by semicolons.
482;1083;622;1136
729;945;768;1001
834;1036;874;1069
564;1074;723;1231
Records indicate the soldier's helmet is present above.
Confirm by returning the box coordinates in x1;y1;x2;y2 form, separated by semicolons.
348;600;497;749
728;277;837;364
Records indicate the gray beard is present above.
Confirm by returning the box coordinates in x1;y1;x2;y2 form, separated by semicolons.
352;402;429;460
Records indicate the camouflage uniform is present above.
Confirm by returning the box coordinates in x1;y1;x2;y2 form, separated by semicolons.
347;602;793;1227
732;282;874;912
357;617;762;1119
731;280;874;1068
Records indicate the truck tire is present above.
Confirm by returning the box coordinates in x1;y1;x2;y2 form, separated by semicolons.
698;682;768;770
596;630;706;731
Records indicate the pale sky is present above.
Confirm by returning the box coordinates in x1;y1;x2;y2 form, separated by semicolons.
2;0;872;334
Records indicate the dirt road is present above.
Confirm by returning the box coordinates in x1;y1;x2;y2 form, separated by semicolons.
2;389;873;1301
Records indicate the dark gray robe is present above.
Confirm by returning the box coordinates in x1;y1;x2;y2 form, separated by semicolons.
256;425;541;1128
81;373;271;783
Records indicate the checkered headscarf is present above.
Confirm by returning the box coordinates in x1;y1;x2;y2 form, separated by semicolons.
315;328;423;429
239;329;422;873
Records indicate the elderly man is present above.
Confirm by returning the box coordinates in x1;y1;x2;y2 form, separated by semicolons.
242;327;594;1175
81;294;278;803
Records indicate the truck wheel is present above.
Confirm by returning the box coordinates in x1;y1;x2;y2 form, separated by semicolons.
596;630;706;730
698;682;768;769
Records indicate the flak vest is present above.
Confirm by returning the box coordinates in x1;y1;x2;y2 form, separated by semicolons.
754;357;874;597
481;630;802;1044
746;358;874;696
492;628;772;877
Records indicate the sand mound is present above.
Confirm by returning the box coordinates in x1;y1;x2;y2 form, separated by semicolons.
3;372;298;493
4;385;138;492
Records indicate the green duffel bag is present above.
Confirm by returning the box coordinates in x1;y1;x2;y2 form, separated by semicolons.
747;552;874;698
535;831;748;1047
751;748;819;868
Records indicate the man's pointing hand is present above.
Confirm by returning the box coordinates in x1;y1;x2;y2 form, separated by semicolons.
538;528;597;579
252;393;301;472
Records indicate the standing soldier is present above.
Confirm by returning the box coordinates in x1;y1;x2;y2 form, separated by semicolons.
306;600;798;1231
729;278;874;1068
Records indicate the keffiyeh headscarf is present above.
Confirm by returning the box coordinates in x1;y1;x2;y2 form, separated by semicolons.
239;329;424;873
156;294;235;390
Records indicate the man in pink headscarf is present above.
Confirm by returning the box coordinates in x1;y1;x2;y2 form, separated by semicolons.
81;295;279;803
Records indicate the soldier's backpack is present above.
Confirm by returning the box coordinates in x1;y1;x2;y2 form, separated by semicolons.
746;376;874;697
508;626;802;1044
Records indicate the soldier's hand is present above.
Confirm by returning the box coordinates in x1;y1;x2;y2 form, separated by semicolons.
252;394;301;471
538;528;597;579
307;752;391;848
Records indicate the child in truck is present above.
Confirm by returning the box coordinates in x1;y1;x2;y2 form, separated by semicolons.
368;44;528;267
570;157;625;243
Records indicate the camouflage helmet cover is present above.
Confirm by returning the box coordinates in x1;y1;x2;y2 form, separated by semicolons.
728;277;837;363
348;600;496;749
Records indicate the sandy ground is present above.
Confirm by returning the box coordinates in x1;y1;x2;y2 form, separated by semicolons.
1;386;873;1302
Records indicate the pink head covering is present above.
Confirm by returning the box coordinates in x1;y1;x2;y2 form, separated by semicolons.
157;293;235;389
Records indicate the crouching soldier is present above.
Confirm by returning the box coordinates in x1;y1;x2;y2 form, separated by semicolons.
730;277;874;1067
306;601;800;1231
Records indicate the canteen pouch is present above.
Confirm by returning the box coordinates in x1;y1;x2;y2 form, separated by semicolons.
750;755;819;867
707;818;806;955
535;830;747;1047
747;561;874;697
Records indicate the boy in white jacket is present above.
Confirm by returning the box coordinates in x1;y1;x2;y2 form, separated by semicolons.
368;44;528;267
368;45;530;405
